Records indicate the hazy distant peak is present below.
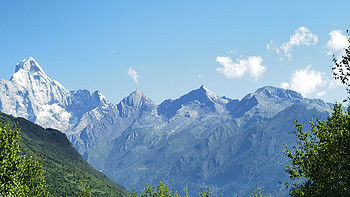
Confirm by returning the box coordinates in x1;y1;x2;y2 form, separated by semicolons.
122;88;153;108
158;85;229;119
254;86;303;101
133;88;143;96
191;85;229;105
230;86;305;118
198;85;207;91
129;88;146;99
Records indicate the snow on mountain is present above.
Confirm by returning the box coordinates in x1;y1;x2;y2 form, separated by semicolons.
0;57;73;130
0;57;121;154
0;57;336;196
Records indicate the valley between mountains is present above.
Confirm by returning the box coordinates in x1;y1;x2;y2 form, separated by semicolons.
0;57;334;196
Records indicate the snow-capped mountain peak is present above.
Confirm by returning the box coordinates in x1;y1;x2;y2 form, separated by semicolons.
10;57;53;89
14;57;46;75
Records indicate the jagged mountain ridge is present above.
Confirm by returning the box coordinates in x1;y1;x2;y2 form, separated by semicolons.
158;85;231;119
0;57;334;196
91;85;332;196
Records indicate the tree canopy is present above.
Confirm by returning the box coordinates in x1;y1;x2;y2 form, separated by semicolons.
284;104;350;196
332;30;350;98
283;29;350;197
0;123;49;196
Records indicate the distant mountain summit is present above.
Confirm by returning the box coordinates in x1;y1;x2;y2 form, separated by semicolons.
230;86;304;118
117;89;155;118
158;85;230;119
255;86;303;100
0;57;334;196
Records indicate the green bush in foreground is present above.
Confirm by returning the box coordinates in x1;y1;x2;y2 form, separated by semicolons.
0;123;49;196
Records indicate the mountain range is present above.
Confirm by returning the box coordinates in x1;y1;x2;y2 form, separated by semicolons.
0;57;334;196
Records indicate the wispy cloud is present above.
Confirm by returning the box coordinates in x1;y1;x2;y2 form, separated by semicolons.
195;74;204;79
216;56;266;81
267;27;318;59
280;65;342;98
326;30;349;55
127;67;139;84
225;49;237;54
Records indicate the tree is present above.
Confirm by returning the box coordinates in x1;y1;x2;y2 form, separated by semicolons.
283;104;350;196
0;123;49;196
130;182;269;197
332;30;350;99
130;181;182;197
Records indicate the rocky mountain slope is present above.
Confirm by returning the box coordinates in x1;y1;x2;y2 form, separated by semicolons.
0;111;128;196
88;86;332;196
0;57;334;196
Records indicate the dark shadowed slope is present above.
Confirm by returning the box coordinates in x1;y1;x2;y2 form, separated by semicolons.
0;111;128;197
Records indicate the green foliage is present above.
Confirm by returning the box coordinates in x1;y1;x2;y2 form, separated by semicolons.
332;30;350;98
284;104;350;196
131;182;270;197
130;181;181;197
80;183;92;197
0;112;128;196
249;188;269;197
0;123;49;196
199;187;212;197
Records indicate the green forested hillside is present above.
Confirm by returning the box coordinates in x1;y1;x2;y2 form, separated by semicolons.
0;112;128;197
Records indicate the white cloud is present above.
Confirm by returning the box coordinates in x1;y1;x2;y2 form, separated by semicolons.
127;67;139;84
110;50;116;54
267;27;318;59
216;56;266;81
328;79;343;90
280;65;326;97
280;82;290;89
316;91;326;97
327;30;348;55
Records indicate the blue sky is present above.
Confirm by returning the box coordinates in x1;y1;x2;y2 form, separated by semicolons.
1;1;350;104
